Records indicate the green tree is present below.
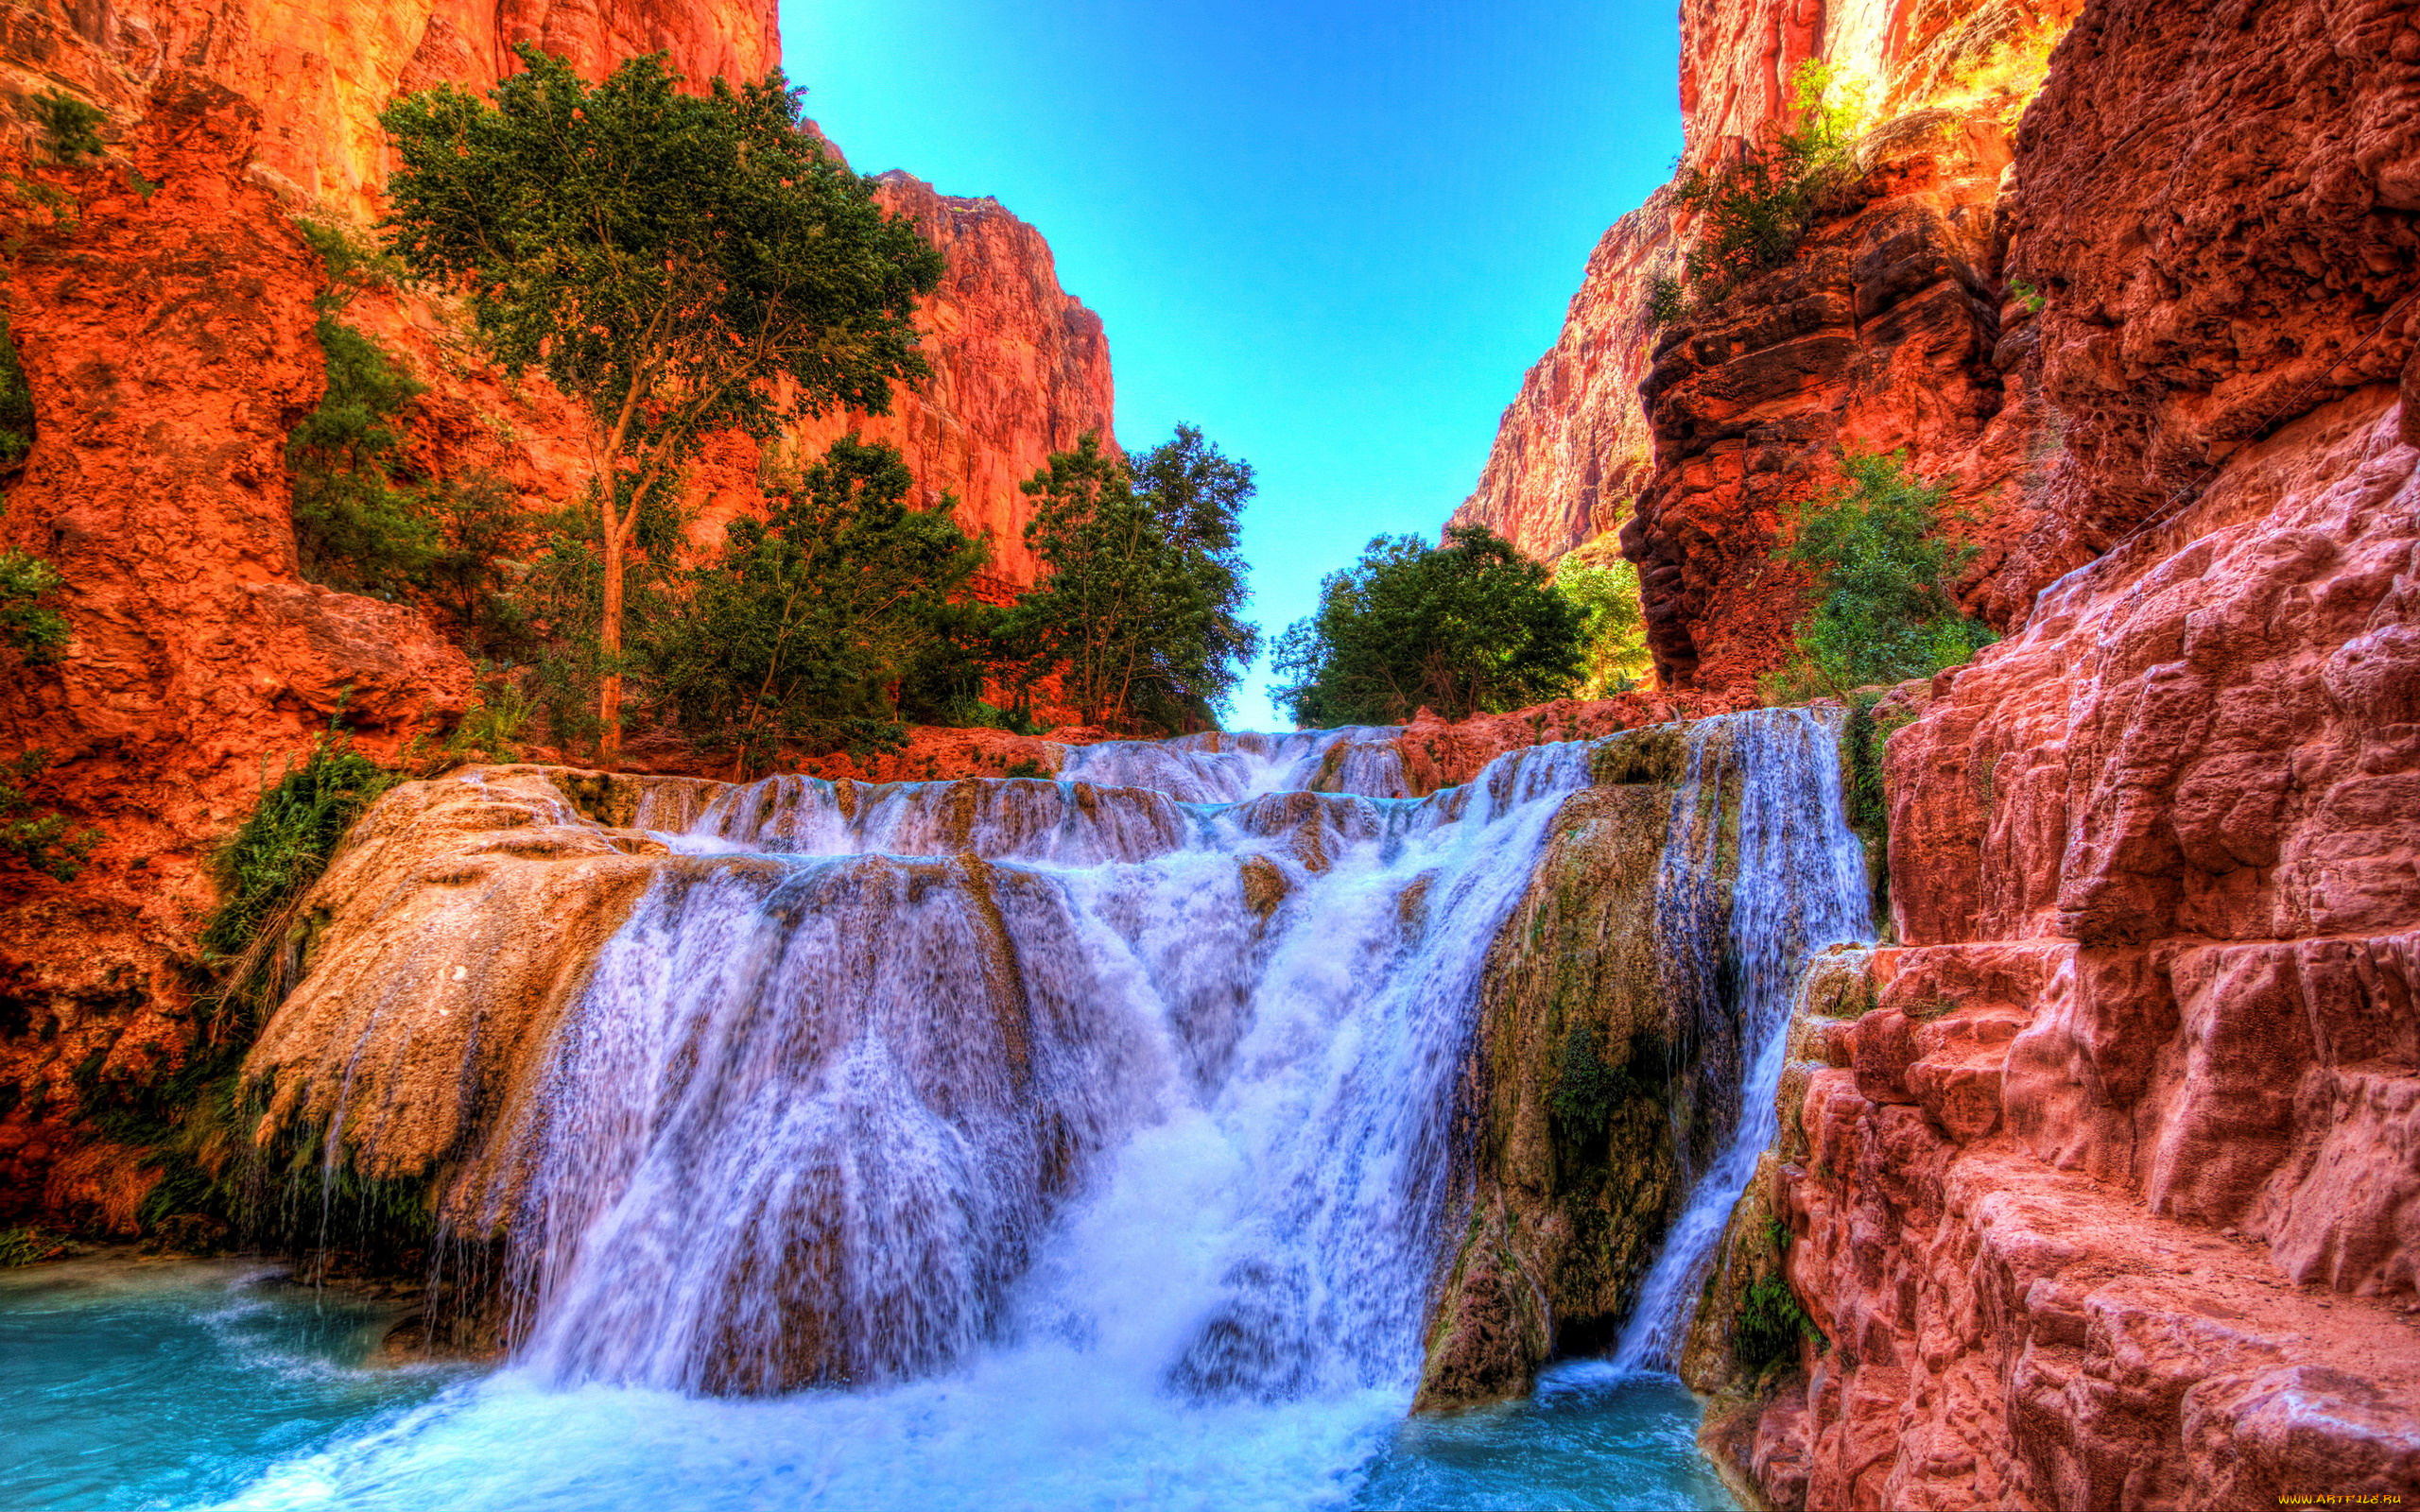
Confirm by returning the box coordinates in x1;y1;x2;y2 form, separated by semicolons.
380;44;942;764
1674;60;1862;297
1011;427;1260;733
1554;528;1652;696
1763;447;1996;702
650;435;988;771
1272;524;1583;727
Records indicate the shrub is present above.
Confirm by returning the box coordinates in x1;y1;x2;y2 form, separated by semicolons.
1646;273;1687;328
0;313;34;468
1673;60;1862;298
649;435;989;768
1273;524;1583;726
0;750;99;881
0;1223;63;1265
1735;1274;1818;1369
201;726;399;979
292;215;405;312
1761;447;1996;703
0;545;67;662
287;316;441;595
33;91;106;165
1555;528;1652;696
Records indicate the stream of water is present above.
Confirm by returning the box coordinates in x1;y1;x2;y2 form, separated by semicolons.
0;716;1865;1510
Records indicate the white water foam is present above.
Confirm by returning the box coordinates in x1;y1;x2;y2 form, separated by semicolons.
1605;707;1875;1375
213;711;1866;1508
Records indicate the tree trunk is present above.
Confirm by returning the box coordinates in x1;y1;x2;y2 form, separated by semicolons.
599;498;625;765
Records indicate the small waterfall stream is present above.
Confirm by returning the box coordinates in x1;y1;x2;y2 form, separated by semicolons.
1609;707;1876;1375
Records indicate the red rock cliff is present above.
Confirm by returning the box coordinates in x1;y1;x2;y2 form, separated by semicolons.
1455;0;2081;694
790;169;1116;592
1683;1;2420;1506
0;0;1114;1224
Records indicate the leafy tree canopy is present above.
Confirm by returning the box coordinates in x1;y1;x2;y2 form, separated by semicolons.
1272;524;1583;727
650;435;988;768
1762;447;1996;702
1011;426;1259;733
1554;526;1652;697
379;44;943;760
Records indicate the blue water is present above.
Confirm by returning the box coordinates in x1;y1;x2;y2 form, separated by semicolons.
0;1257;1734;1511
0;1256;463;1512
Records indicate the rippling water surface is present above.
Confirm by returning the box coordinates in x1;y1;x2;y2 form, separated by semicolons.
0;1258;1732;1511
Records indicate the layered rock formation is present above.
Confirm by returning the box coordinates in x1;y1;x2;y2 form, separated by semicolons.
0;0;1114;1225
1679;0;2420;1504
0;0;780;214
1455;0;2083;691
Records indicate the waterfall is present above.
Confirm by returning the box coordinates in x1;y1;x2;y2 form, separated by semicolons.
473;736;1596;1398
1606;706;1875;1375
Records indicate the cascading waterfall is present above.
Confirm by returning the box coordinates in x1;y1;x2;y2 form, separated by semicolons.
476;734;1591;1400
192;709;1865;1511
1607;706;1875;1375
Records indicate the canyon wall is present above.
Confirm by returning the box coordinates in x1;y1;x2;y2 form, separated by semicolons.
1454;0;2081;692
0;0;1113;1224
1683;0;2420;1505
790;170;1116;592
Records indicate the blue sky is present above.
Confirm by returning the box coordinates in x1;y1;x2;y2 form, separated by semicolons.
782;1;1683;730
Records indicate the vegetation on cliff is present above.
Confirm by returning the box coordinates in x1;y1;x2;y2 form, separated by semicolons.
0;752;98;882
380;44;943;764
1273;524;1583;724
1670;61;1863;307
1554;526;1652;696
1762;449;1995;703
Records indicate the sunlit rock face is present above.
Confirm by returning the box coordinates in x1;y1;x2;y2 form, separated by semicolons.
789;170;1118;593
1679;0;2420;1503
0;0;1115;1218
1453;0;2085;694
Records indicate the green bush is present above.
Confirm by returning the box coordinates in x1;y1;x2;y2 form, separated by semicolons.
293;215;405;312
1646;273;1688;328
1674;61;1861;298
287;316;440;595
1735;1273;1818;1369
1555;529;1652;697
0;312;35;468
0;546;67;662
33;91;106;165
1762;447;1995;703
648;435;989;768
1273;524;1583;726
0;750;99;882
201;727;399;973
0;1224;63;1265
